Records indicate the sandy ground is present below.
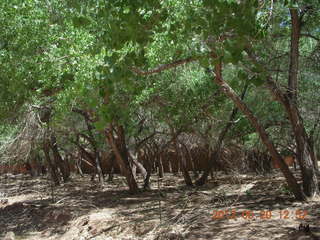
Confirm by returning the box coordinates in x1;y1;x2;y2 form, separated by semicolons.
0;171;319;240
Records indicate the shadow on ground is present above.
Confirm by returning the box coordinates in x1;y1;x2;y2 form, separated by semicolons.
0;171;319;239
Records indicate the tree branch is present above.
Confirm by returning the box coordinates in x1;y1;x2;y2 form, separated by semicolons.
131;57;198;75
300;33;320;41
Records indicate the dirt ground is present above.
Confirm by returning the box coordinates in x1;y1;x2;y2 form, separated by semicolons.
0;171;320;240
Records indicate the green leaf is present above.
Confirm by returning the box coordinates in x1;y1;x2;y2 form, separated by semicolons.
288;1;299;8
223;51;236;64
252;64;264;73
61;73;74;82
237;70;247;80
199;56;210;68
99;88;106;98
250;75;265;87
72;16;91;28
94;120;106;131
123;7;130;14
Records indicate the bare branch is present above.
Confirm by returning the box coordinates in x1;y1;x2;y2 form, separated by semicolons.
300;33;320;41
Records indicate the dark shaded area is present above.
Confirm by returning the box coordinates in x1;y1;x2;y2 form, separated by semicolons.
0;172;320;239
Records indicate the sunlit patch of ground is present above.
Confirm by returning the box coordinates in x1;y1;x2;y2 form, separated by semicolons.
0;171;320;239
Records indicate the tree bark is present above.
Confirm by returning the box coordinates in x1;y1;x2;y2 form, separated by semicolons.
173;135;193;186
43;137;60;186
73;108;104;183
29;154;42;177
139;149;152;190
73;137;97;180
105;124;139;194
50;134;70;182
308;138;319;174
181;142;198;178
78;133;103;182
196;83;248;186
211;57;305;201
288;8;300;102
105;151;116;181
131;155;147;181
285;8;319;197
156;152;164;178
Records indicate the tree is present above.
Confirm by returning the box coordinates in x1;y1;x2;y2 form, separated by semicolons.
1;0;319;198
73;0;319;199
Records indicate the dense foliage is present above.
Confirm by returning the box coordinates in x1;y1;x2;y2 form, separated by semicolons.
0;0;319;197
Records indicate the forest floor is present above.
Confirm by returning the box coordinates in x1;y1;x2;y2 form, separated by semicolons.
0;170;320;240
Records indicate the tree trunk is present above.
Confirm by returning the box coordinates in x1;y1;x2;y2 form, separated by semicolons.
182;143;198;178
142;145;153;189
196;150;218;186
94;152;104;183
30;154;41;177
73;138;97;180
83;131;104;183
105;124;139;194
174;138;193;186
243;7;318;198
73;108;104;183
210;57;305;201
131;155;147;181
288;8;299;102
284;8;318;197
50;134;70;182
107;152;115;181
196;83;248;186
143;157;152;190
308;139;319;174
43;137;60;186
156;154;164;178
76;157;84;177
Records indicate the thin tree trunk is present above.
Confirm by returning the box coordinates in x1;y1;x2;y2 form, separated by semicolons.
211;56;305;201
181;142;198;178
173;136;193;186
308;139;319;174
156;153;164;178
76;157;84;177
288;8;299;102
43;137;60;186
94;153;104;183
73;138;97;180
142;144;153;189
140;151;152;190
196;83;248;186
50;134;70;182
73;108;104;183
309;111;320;175
107;151;115;181
105;124;139;194
102;90;138;192
243;8;318;198
30;154;41;177
131;155;147;181
285;8;319;197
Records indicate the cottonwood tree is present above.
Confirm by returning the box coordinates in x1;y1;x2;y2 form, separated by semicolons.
1;0;319;198
67;0;320;200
